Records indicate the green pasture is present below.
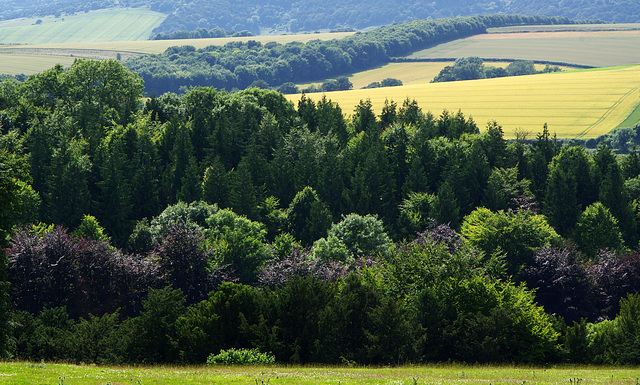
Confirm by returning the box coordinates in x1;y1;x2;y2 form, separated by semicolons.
1;362;639;385
408;30;640;67
0;53;76;75
288;65;640;139
0;8;167;44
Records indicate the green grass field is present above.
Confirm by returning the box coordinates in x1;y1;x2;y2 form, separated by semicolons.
1;362;639;384
409;30;640;67
0;8;167;44
0;53;76;75
287;65;640;139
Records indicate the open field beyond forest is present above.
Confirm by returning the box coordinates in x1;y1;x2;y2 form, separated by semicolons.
0;8;167;45
2;362;640;385
299;61;561;90
408;28;640;68
0;31;356;75
0;31;357;54
288;65;640;139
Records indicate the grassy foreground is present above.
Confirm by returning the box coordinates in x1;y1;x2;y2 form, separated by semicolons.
1;362;639;384
288;65;640;139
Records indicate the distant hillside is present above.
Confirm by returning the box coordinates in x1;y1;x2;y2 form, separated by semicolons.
1;0;639;36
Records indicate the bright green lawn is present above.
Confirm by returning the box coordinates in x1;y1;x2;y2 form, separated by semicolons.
1;362;639;385
0;8;167;44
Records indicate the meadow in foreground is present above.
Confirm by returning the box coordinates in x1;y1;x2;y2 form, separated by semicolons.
2;363;640;385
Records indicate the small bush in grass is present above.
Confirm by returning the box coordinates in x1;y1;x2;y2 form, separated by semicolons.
207;348;275;365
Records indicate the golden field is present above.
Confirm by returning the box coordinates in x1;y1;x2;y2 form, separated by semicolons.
287;65;640;139
1;31;356;55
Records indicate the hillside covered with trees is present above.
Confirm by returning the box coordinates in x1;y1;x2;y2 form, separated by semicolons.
1;58;640;364
1;0;638;35
123;15;580;95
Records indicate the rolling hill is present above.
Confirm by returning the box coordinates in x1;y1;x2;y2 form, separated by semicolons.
1;0;640;38
287;65;640;139
0;8;166;44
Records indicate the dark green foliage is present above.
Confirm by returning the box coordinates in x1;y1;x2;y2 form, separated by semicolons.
124;286;186;364
433;59;542;83
544;146;596;236
175;283;265;363
287;187;332;246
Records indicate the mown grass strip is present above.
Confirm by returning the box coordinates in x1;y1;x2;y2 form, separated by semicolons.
287;65;640;139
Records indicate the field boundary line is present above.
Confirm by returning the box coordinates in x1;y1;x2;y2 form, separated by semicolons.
579;83;640;138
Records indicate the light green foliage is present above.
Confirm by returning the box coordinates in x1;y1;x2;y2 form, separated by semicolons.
398;191;436;237
461;207;560;276
207;348;275;365
271;233;300;259
573;202;624;258
150;200;218;241
71;214;110;242
206;209;269;283
313;213;392;262
435;275;559;363
590;294;640;365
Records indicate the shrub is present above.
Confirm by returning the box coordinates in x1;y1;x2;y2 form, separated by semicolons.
207;348;275;365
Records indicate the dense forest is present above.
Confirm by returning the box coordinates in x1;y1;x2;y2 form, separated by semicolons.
123;15;579;95
1;0;639;35
1;58;640;364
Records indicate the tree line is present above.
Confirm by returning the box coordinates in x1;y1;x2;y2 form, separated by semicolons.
123;15;579;95
432;57;562;82
1;59;640;364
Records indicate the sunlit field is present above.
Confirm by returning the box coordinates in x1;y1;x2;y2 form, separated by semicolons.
0;8;167;44
299;62;562;90
409;29;640;67
288;65;640;139
0;53;76;75
0;31;356;55
2;362;640;385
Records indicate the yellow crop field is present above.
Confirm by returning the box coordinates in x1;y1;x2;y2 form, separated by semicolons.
286;65;640;139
